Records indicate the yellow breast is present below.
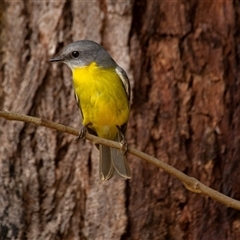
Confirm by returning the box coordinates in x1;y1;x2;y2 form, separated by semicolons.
72;62;129;139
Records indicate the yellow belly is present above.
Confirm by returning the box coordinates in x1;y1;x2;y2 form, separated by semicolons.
72;62;129;139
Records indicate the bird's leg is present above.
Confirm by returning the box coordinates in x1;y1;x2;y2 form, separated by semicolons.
77;123;94;140
78;125;88;139
117;126;128;155
120;138;128;156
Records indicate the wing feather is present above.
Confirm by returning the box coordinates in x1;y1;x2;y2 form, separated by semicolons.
115;66;131;102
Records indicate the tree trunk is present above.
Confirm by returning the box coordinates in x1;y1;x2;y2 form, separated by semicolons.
0;1;239;239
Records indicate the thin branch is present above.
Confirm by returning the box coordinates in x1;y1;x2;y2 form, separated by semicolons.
0;110;240;210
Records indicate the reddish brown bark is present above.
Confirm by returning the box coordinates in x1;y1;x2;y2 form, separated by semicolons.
128;1;240;239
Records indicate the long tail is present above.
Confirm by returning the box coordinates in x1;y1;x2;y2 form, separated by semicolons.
99;144;113;181
99;132;131;181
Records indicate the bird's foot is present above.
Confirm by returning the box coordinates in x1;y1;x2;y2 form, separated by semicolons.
120;139;128;155
77;126;87;139
117;126;129;155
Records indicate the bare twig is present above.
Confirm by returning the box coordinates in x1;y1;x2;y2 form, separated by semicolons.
0;110;240;210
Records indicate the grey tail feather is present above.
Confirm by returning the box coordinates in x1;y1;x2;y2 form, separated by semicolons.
110;148;131;179
99;144;114;181
99;132;131;181
110;132;131;179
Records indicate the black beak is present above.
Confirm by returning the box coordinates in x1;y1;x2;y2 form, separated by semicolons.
49;55;65;62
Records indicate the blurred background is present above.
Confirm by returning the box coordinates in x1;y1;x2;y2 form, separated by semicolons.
0;1;240;239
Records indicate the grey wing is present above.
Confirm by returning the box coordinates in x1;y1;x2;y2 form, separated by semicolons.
74;93;84;120
115;66;131;102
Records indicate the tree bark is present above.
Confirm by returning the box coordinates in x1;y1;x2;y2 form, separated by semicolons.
0;0;239;239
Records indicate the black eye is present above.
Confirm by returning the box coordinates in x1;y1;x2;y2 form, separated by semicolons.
71;51;80;58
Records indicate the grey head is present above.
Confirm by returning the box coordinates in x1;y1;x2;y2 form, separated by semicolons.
49;40;117;69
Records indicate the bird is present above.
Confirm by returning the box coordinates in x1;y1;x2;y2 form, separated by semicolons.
49;40;131;181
